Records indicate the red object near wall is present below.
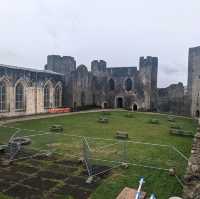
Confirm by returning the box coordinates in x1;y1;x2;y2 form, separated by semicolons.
48;108;71;113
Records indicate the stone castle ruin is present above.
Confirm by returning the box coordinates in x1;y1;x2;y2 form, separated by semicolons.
0;46;200;118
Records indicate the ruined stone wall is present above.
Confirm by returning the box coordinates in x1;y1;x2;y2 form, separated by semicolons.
0;65;64;118
183;127;200;199
188;46;200;117
69;65;94;109
139;56;158;111
106;67;144;109
157;83;190;115
45;55;77;107
45;55;159;111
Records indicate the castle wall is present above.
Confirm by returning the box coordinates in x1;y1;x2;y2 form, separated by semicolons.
157;83;190;115
139;56;158;111
0;65;64;118
106;67;142;109
188;46;200;117
44;55;159;112
183;127;200;199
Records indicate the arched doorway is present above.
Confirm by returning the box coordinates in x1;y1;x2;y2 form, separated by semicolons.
196;110;200;117
117;97;123;108
133;104;138;111
102;101;108;109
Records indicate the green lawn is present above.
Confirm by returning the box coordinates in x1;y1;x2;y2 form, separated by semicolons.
0;111;198;199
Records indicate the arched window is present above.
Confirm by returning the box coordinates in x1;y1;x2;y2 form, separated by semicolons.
15;83;25;111
125;78;132;91
55;85;62;107
44;84;50;109
109;79;115;91
0;82;6;112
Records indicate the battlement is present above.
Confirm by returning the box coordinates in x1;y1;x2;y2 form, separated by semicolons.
139;56;158;68
45;55;76;74
91;60;107;75
189;46;200;57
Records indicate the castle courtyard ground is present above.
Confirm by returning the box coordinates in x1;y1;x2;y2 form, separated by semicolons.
0;111;197;199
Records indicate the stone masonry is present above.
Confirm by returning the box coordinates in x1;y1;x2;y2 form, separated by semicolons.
183;127;200;199
1;46;200;118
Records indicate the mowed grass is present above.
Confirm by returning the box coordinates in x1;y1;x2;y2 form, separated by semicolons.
0;111;198;199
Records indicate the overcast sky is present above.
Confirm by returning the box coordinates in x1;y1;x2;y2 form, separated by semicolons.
0;0;199;87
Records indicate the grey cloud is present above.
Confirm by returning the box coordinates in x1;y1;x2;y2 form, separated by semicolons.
0;0;199;87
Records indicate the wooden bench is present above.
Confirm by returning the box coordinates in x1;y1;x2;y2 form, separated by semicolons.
168;116;175;122
124;113;135;118
50;125;63;132
149;119;159;124
170;124;182;129
170;129;194;137
98;117;109;123
116;131;128;139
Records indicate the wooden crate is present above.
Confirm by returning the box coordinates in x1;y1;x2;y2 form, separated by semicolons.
116;187;147;199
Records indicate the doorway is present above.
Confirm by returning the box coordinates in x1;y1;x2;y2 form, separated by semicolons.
133;104;138;111
196;110;200;117
117;97;123;108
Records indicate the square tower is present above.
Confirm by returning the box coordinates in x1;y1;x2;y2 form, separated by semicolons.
188;46;200;117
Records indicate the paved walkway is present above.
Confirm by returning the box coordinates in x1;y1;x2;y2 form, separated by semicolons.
0;109;193;126
0;109;124;125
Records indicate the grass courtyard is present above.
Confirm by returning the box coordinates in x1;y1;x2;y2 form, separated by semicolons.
0;111;198;199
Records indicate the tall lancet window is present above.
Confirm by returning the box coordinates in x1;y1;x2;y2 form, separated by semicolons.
44;84;50;109
0;82;6;112
16;83;25;111
55;85;62;107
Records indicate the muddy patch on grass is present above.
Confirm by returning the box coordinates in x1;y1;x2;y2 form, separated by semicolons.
0;151;111;199
38;170;68;180
23;176;58;191
5;184;42;199
53;184;91;199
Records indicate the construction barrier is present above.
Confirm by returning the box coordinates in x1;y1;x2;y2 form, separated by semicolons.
48;108;71;113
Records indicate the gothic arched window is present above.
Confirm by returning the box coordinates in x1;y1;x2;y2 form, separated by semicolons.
16;82;25;111
109;79;115;91
0;82;6;112
125;78;132;91
44;84;50;109
55;85;62;107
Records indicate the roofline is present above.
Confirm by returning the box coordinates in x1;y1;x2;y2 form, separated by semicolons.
0;64;64;76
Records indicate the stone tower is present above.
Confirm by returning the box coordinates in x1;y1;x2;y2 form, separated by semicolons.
139;56;158;111
45;55;76;75
45;55;77;107
91;60;107;77
188;46;200;117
